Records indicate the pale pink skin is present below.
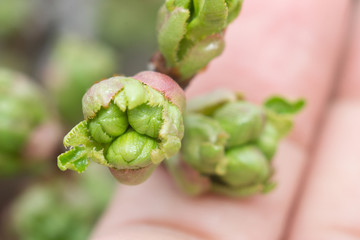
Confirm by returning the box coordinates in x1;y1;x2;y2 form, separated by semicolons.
91;1;360;239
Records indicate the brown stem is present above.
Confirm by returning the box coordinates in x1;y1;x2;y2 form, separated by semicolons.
149;52;193;90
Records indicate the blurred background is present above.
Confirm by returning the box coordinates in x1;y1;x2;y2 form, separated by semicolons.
0;0;163;239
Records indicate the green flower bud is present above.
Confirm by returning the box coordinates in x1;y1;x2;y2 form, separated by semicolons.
58;71;185;185
88;103;128;143
218;145;270;187
154;0;242;85
42;36;117;126
255;123;280;160
166;90;304;197
213;102;266;148
127;104;163;138
106;130;158;169
182;114;228;175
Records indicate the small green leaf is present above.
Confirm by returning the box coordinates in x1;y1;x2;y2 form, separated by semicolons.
57;146;89;172
264;96;305;115
265;110;294;138
186;89;240;115
264;96;305;138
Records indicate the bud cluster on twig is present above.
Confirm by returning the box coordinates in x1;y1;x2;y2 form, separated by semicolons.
167;89;305;196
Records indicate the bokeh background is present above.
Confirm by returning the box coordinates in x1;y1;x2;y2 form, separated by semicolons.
3;1;359;239
0;0;163;239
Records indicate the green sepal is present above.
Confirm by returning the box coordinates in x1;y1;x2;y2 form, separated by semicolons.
186;0;228;41
63;121;94;148
178;34;225;80
264;96;305;115
57;145;109;173
225;0;243;24
121;78;147;110
264;96;305;138
158;7;190;67
88;148;109;166
57;146;90;173
59;121;108;173
186;89;241;115
158;102;184;159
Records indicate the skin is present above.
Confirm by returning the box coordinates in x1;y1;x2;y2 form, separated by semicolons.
91;0;360;239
